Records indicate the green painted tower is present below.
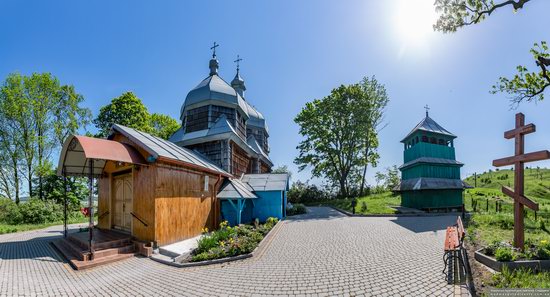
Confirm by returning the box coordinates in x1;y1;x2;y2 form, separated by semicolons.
396;109;466;209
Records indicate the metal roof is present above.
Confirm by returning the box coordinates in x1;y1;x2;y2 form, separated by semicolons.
399;157;464;170
244;101;269;134
181;74;249;120
401;116;456;142
396;177;467;191
218;178;258;199
57;135;147;177
111;124;230;177
241;173;289;191
169;115;273;167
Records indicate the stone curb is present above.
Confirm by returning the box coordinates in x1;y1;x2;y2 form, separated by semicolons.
474;248;550;272
328;205;464;217
150;220;284;268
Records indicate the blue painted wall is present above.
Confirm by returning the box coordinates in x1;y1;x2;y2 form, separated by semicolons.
252;190;284;222
219;190;286;226
220;199;254;226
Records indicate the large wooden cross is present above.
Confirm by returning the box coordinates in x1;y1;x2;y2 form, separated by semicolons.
492;113;549;249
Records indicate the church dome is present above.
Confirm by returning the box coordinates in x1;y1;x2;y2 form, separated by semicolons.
180;58;249;121
245;101;269;135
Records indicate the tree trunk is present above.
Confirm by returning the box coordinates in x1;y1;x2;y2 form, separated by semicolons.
13;156;19;204
27;164;32;198
359;131;371;197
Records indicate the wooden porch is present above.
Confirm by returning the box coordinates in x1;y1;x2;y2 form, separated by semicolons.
52;229;136;270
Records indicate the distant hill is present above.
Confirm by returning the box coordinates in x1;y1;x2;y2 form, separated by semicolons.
463;167;550;211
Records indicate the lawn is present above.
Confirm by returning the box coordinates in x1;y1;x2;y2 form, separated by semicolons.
463;169;550;291
0;216;90;235
304;191;401;215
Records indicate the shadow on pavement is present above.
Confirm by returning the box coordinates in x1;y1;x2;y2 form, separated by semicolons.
389;215;456;233
285;207;347;222
0;226;80;263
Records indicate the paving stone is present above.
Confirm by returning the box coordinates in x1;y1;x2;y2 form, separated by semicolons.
0;207;454;296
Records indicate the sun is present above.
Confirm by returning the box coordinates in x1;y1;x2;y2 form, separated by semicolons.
394;0;438;45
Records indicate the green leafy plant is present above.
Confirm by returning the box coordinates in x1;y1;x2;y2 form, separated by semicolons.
191;218;279;262
495;247;515;262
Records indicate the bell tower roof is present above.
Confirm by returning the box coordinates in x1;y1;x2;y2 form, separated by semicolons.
400;110;456;143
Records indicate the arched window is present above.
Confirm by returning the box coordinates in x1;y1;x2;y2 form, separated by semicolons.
438;139;445;145
421;136;428;142
430;137;436;144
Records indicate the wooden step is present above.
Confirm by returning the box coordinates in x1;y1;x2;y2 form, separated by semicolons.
52;239;136;270
92;244;135;259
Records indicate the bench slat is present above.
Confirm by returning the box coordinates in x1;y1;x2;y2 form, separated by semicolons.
444;226;459;251
456;216;465;240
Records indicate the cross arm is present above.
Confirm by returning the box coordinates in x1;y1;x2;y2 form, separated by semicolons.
492;150;550;167
502;186;539;211
504;123;536;139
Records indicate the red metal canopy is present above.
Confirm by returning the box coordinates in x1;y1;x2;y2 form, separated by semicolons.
57;135;147;177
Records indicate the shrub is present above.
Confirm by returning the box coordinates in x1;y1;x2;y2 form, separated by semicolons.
287;181;331;203
495;247;515;262
286;203;307;216
360;201;368;213
18;198;63;225
537;240;550;260
0;198;22;224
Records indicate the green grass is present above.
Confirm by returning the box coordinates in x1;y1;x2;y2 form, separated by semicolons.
490;267;550;289
464;169;550;290
0;216;89;235
463;168;550;218
305;192;401;214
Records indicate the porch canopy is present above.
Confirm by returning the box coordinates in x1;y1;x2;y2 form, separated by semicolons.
218;178;257;225
56;135;148;258
57;135;147;177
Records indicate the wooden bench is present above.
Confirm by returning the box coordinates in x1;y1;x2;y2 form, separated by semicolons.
443;216;466;284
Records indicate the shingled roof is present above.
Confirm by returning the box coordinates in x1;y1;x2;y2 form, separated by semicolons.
401;115;456;142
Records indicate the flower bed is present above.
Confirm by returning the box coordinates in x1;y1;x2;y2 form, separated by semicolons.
190;217;279;262
475;240;550;272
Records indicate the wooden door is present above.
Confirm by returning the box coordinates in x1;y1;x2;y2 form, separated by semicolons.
112;174;133;232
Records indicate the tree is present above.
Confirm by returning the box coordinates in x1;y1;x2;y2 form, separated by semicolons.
295;79;388;197
94;92;179;139
33;168;89;210
433;0;548;105
94;92;151;137
53;85;92;148
357;76;389;196
0;73;31;202
375;166;400;191
0;73;91;201
149;113;180;140
272;165;293;180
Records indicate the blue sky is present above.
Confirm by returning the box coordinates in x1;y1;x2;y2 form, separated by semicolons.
1;0;550;186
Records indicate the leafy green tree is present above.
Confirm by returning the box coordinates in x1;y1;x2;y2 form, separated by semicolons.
375;166;400;191
433;0;548;105
94;92;151;137
53;85;92;147
149;113;180;140
33;168;89;210
295;79;388;197
272;165;293;180
0;73;91;201
357;76;388;196
0;73;33;202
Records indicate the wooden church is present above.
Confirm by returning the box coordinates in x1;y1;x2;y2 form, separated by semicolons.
54;46;288;269
396;108;468;210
